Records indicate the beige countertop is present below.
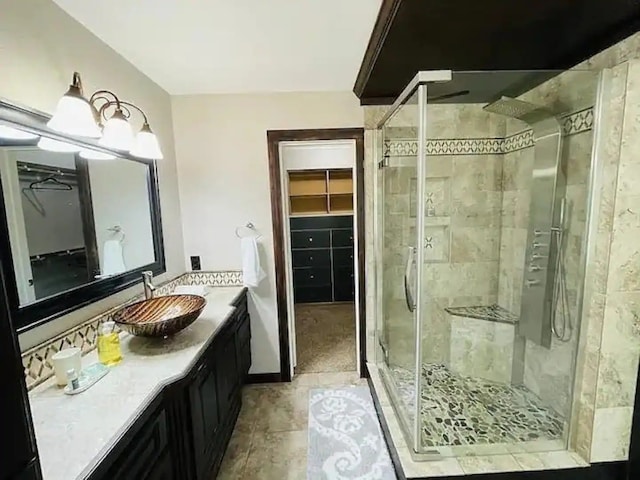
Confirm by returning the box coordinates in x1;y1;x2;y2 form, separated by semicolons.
28;286;245;480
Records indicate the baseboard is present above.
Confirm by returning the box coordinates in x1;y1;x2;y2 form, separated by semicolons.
368;374;627;480
246;372;282;384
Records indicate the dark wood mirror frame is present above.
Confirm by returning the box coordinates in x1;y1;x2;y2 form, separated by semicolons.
0;98;165;332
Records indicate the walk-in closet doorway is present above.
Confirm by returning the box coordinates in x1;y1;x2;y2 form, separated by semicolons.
267;128;365;382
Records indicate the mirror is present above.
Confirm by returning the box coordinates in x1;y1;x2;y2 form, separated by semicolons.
0;99;165;331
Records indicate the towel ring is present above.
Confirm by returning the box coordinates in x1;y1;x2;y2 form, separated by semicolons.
108;225;125;243
235;222;261;240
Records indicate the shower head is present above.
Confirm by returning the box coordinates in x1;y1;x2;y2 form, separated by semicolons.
483;96;552;124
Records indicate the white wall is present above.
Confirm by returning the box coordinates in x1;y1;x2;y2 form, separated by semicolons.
89;159;155;273
172;91;363;373
0;0;185;350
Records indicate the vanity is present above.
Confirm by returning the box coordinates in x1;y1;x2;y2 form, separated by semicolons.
29;287;251;480
0;78;255;480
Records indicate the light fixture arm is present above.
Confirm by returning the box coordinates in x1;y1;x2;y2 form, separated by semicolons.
88;90;149;125
117;100;150;125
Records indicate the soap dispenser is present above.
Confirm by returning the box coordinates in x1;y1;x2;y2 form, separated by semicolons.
98;321;122;366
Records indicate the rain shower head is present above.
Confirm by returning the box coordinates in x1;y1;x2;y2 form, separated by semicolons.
483;96;552;124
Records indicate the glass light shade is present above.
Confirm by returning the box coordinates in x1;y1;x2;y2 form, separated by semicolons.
80;148;115;161
47;95;101;138
37;137;81;153
99;109;133;151
130;123;163;159
0;125;39;140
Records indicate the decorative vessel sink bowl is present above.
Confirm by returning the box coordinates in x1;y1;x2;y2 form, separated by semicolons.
113;294;207;337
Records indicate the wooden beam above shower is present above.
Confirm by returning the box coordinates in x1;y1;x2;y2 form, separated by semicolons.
354;0;640;105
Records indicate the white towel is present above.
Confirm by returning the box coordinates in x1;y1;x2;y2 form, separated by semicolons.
241;237;265;287
102;239;126;276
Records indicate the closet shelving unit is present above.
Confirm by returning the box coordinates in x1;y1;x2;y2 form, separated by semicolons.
287;168;355;304
288;169;353;216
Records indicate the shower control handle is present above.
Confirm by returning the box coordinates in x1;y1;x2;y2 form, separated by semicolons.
526;279;540;288
528;264;542;272
404;246;416;313
531;253;546;260
532;241;547;249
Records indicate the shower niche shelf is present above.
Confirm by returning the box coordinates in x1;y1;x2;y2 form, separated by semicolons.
409;176;451;219
288;169;353;216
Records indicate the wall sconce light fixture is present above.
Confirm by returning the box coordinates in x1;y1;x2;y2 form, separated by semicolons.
47;72;163;160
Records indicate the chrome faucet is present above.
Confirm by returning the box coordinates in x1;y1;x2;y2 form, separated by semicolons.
142;271;156;300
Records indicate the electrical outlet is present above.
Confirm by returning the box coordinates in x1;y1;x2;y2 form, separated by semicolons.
190;256;201;271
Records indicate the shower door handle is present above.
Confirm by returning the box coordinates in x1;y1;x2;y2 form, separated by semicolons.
404;246;416;312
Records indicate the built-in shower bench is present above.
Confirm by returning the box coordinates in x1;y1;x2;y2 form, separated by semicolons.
444;304;519;384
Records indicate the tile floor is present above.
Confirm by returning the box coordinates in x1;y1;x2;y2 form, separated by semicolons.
216;371;369;480
294;303;356;373
391;364;564;448
368;364;587;479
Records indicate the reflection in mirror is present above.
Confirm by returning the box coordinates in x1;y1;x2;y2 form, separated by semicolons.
0;147;155;306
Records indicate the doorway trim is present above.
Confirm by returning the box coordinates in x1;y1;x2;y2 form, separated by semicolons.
267;127;366;382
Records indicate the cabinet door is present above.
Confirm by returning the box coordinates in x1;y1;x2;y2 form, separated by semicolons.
188;362;220;480
235;313;252;378
332;247;354;267
331;228;354;248
293;267;331;287
294;285;333;303
292;248;331;268
9;461;40;480
215;332;240;419
145;450;173;480
102;409;170;480
0;300;39;480
291;230;330;249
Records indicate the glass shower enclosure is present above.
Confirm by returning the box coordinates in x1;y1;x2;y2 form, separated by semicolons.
375;69;601;456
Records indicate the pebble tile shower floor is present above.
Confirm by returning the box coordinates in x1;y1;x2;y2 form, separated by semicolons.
390;364;564;448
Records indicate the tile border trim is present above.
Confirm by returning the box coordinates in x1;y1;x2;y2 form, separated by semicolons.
21;270;243;390
384;107;594;156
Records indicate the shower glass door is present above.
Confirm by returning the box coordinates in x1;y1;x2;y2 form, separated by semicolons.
378;88;421;447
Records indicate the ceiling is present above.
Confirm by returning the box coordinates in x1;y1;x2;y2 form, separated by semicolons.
52;0;382;95
354;0;640;104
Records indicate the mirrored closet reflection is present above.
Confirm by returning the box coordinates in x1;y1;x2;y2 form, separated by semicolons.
286;159;357;375
0;146;155;306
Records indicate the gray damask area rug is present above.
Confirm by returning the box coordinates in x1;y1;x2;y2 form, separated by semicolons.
307;386;397;480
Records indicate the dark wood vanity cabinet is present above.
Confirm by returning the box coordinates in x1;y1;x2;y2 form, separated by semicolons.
89;289;251;480
0;295;41;480
189;315;243;480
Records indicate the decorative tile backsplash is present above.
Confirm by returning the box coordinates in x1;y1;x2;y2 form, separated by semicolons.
182;270;243;287
21;270;243;390
385;106;594;156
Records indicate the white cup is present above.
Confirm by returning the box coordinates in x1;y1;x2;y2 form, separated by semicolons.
51;348;82;386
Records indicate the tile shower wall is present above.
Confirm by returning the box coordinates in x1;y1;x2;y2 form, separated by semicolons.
381;105;505;371
497;70;599;421
428;106;503;374
570;58;640;463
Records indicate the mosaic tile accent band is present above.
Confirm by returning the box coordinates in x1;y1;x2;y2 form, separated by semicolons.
444;304;519;325
21;270;243;390
182;270;243;286
390;364;564;448
384;107;593;156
